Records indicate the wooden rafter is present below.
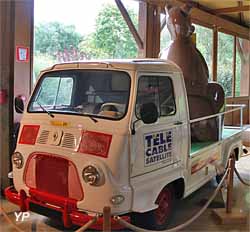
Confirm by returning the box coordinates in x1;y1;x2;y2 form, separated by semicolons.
115;0;144;49
169;0;249;39
238;1;245;26
138;1;161;58
212;29;218;82
232;36;236;97
213;5;250;15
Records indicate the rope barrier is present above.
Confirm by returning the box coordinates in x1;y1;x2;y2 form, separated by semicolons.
0;203;98;232
75;216;99;232
0;206;25;232
114;168;229;232
0;196;100;232
234;167;250;187
1;155;248;232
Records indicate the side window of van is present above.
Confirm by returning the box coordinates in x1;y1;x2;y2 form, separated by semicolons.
136;76;176;119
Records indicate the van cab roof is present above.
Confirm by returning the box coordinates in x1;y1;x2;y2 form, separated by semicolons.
42;59;182;74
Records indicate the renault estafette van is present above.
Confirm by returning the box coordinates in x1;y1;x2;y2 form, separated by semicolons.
5;59;244;230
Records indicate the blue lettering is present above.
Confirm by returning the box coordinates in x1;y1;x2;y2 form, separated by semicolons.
146;148;151;156
160;133;166;144
152;147;158;155
164;144;168;152
158;145;164;153
166;131;172;143
153;134;159;146
168;142;172;149
145;135;153;147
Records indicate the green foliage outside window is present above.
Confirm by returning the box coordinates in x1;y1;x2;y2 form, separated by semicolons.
195;25;212;80
217;32;234;97
34;4;244;99
35;22;82;56
79;4;138;59
235;49;241;97
34;3;138;84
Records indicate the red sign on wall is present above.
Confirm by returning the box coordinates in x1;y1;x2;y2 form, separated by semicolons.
16;46;29;62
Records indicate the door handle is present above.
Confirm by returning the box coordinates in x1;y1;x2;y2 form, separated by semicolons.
174;121;183;125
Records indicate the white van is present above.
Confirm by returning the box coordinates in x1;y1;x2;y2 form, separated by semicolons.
5;59;244;230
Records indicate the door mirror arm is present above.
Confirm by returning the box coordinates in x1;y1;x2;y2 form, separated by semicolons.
131;119;140;135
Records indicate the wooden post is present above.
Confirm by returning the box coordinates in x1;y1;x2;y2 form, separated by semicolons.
212;29;218;82
103;206;111;232
0;0;15;191
138;1;161;58
226;158;235;213
232;36;236;97
212;155;247;224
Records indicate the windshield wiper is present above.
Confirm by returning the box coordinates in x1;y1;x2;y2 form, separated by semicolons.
36;102;55;118
81;113;98;123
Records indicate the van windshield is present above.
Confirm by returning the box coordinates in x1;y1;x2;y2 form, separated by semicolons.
28;70;131;120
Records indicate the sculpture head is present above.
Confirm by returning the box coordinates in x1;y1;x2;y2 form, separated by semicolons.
166;3;194;40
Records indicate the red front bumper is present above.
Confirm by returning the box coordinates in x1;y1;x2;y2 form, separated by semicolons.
4;186;129;230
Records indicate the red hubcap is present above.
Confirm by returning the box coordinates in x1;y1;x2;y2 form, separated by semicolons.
155;188;172;226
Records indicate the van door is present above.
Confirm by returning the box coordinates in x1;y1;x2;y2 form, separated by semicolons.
130;73;183;177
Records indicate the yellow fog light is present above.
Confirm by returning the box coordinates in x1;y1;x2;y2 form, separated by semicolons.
12;152;23;169
110;195;125;205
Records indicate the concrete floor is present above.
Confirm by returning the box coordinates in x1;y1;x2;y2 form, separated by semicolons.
0;155;249;232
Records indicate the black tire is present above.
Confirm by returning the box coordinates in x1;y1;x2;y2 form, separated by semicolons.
131;185;175;230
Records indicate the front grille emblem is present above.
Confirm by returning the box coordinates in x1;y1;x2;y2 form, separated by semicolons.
53;132;58;141
49;130;63;146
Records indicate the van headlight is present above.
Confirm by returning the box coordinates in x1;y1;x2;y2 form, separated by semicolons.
12;152;23;169
82;165;103;186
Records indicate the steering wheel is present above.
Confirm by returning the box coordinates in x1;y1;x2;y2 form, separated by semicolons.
100;103;119;112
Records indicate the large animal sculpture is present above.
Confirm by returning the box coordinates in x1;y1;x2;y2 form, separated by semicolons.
161;4;225;142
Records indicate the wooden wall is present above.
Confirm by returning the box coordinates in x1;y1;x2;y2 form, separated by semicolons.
0;1;15;189
0;0;33;189
14;0;33;123
225;97;250;126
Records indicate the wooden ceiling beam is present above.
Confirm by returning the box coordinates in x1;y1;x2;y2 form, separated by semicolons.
115;0;144;49
238;1;245;26
212;5;250;15
136;0;249;39
164;0;249;40
138;1;161;58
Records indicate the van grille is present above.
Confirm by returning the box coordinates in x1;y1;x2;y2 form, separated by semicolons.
62;133;76;149
24;153;83;200
37;130;49;144
36;130;77;150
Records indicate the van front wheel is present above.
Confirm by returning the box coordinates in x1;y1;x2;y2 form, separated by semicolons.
132;185;174;230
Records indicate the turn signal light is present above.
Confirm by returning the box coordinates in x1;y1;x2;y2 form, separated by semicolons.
19;125;40;145
78;131;112;158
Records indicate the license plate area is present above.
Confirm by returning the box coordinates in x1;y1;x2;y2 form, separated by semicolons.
29;202;62;220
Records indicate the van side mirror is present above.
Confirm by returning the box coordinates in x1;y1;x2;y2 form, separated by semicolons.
140;102;158;124
15;97;24;114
